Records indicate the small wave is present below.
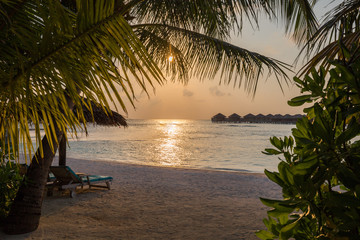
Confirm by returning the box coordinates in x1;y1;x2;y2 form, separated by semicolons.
223;124;258;128
210;167;251;173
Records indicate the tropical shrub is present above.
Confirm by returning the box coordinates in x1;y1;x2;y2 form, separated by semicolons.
257;49;360;239
0;143;23;222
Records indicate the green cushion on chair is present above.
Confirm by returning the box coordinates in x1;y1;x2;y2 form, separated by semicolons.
81;175;113;183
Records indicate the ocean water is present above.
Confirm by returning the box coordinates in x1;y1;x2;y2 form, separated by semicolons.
63;119;294;173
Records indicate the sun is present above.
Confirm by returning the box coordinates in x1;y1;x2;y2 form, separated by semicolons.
168;55;174;62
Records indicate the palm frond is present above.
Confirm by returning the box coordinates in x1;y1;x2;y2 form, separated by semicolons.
130;0;268;39
299;31;360;76
265;0;319;45
0;0;164;161
297;0;360;75
133;24;291;95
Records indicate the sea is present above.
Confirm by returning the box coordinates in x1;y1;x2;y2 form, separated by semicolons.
62;119;294;173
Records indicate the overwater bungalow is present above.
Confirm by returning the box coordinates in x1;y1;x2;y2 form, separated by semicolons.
211;113;305;124
265;114;274;119
228;113;242;123
211;113;227;122
272;114;283;122
243;113;256;123
282;114;294;123
255;114;266;123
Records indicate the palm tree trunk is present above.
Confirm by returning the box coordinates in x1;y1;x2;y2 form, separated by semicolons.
3;128;63;234
4;92;76;234
58;134;67;166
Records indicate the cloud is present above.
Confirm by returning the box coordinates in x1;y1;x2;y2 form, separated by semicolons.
183;89;194;97
209;86;230;97
149;99;162;107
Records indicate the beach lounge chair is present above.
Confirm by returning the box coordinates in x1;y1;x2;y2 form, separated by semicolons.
49;166;112;197
17;164;57;196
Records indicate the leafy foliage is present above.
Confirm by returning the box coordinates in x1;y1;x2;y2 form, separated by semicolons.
0;143;23;221
265;0;320;45
0;0;296;163
0;0;164;162
298;0;360;76
257;49;360;239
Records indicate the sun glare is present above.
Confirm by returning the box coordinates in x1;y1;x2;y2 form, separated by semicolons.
153;120;188;166
168;55;174;62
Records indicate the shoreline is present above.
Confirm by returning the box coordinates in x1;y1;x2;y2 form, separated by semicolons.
63;156;270;175
68;157;265;174
1;158;280;240
19;154;270;174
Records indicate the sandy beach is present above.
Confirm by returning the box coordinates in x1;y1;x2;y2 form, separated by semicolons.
1;158;281;240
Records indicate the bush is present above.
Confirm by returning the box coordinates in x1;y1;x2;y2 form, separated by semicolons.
257;49;360;239
0;142;23;222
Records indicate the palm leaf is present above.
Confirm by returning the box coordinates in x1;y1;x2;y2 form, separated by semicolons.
0;0;164;161
262;0;319;45
133;24;291;94
130;0;268;39
298;0;360;75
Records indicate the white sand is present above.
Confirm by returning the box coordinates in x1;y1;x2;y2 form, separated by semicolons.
1;158;281;240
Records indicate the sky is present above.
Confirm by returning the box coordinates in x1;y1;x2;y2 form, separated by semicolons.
117;2;338;120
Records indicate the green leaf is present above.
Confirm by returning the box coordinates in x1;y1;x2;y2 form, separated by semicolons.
265;169;286;187
260;198;298;212
292;155;318;175
279;219;299;239
288;94;313;107
337;165;360;189
270;137;283;150
293;77;304;86
268;208;293;219
255;230;277;240
326;192;360;208
335;120;360;145
278;161;294;185
263;148;282;155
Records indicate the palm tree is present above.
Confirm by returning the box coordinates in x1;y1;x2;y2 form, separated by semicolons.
297;0;360;75
0;0;319;234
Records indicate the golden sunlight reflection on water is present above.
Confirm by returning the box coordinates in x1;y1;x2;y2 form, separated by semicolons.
57;119;296;173
153;120;188;167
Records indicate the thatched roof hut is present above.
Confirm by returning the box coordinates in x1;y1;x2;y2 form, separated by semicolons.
228;113;241;122
211;113;227;122
59;101;127;166
255;114;265;119
76;100;127;127
210;113;305;124
243;113;256;122
243;113;255;118
253;114;266;123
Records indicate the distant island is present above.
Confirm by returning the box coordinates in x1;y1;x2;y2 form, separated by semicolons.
211;113;305;124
